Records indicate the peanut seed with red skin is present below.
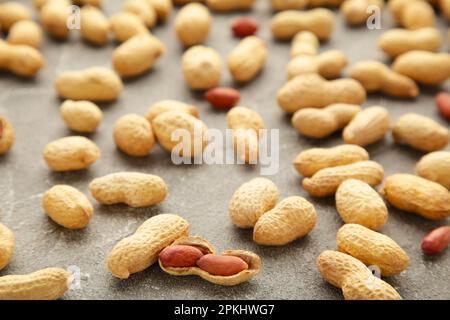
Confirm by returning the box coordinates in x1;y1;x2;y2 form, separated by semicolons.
197;254;248;276
159;245;204;268
436;92;450;121
421;226;450;255
205;87;240;110
231;18;258;38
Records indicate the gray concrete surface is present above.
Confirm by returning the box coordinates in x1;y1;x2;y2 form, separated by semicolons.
0;1;449;300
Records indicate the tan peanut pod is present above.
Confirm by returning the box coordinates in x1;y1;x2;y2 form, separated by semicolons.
55;67;123;101
173;0;203;5
80;5;110;46
337;224;410;276
146;0;173;22
228;177;279;228
43;185;93;229
291;104;361;139
113;114;155;157
381;174;450;220
0;116;15;155
416;151;450;189
60;100;103;133
389;0;435;30
73;0;102;6
107;214;189;279
308;0;345;6
182;46;222;90
43;136;100;172
7;21;43;49
378;27;442;58
110;12;150;43
270;9;335;41
0;223;14;271
175;3;211;47
113;34;165;78
0;2;31;32
303;161;384;197
40;0;71;40
145;100;199;123
341;0;384;26
293;144;369;178
206;0;255;12
227;106;265;163
343;106;390;147
392;113;449;152
253;196;317;246
0;40;45;77
336;180;387;230
277;74;366;113
32;0;49;9
159;236;261;286
228;36;267;83
287;50;348;80
441;0;450;20
271;0;308;11
342;274;402;300
152;111;209;157
123;0;157;28
89;172;167;207
350;61;418;98
0;268;71;300
392;51;450;85
291;31;319;57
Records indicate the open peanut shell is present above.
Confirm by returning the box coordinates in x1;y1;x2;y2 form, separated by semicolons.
159;236;261;286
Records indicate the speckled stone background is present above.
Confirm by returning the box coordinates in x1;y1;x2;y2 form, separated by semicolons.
0;0;449;300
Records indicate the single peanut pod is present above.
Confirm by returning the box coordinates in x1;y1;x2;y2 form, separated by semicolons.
336;179;388;230
113;34;165;78
378;27;442;58
291;104;361;139
308;0;345;6
392;113;449;152
73;0;102;6
206;0;255;12
0;40;45;77
228;36;267;83
159;236;261;286
43;185;93;229
145;0;172;22
175;3;211;47
401;0;435;29
277;74;366;113
441;0;450;20
80;5;110;46
392;51;450;85
7;21;43;49
271;0;308;11
55;67;123;101
303;160;384;197
227;106;265;163
337;224;410;276
123;0;157;28
0;116;15;155
0;223;14;271
350;61;418;98
40;0;71;40
287;50;348;80
228;177;279;228
60;100;102;133
110;12;149;43
43;136;100;172
291;31;319;57
343;106;390;146
341;0;384;26
342;274;402;300
416;151;450;189
145;100;199;124
293;144;368;177
152;111;209;157
253;196;317;246
182;46;222;90
270;9;335;41
107;214;189;279
0;268;71;300
89;172;167;207
113;114;155;156
381;174;450;220
0;2;31;31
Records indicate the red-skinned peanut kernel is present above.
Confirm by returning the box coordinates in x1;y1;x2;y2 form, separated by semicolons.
421;226;450;255
196;254;248;276
436;92;450;121
231;18;258;38
205;87;240;110
159;245;204;268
